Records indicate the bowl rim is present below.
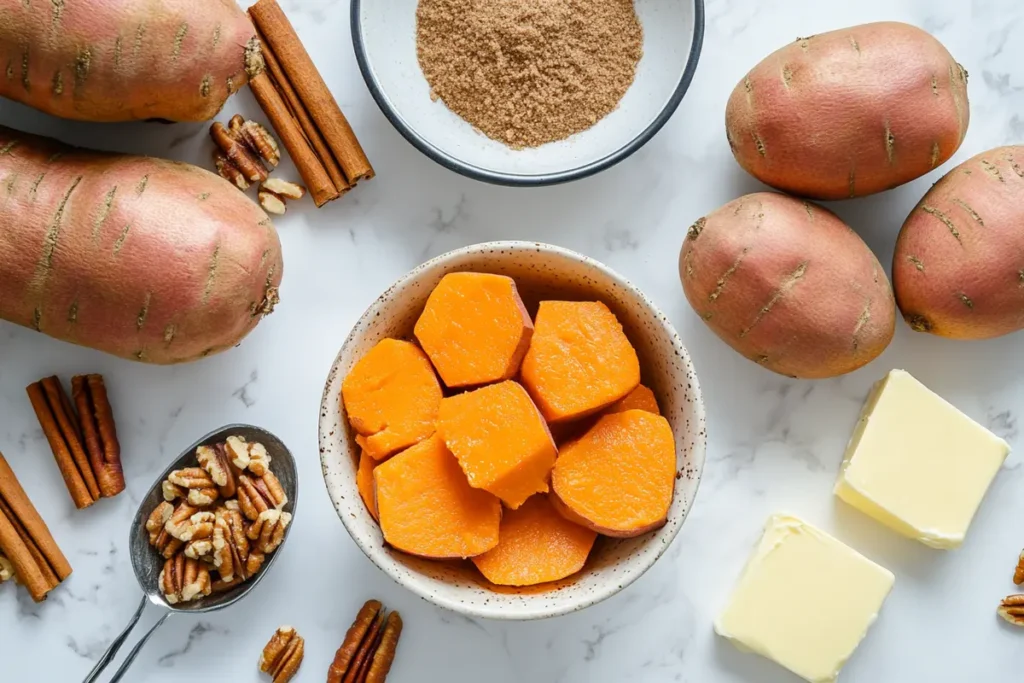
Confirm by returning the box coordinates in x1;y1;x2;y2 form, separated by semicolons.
350;0;706;187
319;241;707;620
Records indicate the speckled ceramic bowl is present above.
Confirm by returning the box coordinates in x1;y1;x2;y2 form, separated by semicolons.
319;242;706;620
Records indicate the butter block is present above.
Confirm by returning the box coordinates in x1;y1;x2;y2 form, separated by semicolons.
715;514;894;683
835;369;1009;549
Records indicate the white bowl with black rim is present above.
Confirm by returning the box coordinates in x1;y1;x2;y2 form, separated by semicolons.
319;242;707;620
351;0;705;186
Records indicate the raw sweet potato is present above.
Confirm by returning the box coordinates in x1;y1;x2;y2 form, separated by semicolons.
726;22;969;199
342;339;442;461
679;192;895;379
414;272;533;388
356;450;378;522
471;494;597;587
0;126;282;363
437;380;556;509
520;301;640;423
893;146;1024;339
374;434;501;559
552;410;676;538
0;0;263;122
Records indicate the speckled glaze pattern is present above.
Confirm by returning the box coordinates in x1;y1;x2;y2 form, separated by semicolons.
319;242;707;620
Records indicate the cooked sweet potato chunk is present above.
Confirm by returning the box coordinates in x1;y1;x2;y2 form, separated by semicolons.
521;301;640;423
374;435;501;559
472;494;597;587
342;339;442;460
438;380;556;509
552;410;676;537
414;272;533;388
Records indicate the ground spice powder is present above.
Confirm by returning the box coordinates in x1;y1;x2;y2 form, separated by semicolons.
416;0;644;149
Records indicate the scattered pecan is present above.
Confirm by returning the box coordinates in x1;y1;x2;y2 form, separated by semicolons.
0;554;13;583
1014;548;1024;586
259;625;304;683
234;117;281;168
259;188;287;215
211;121;269;185
999;594;1024;626
262;178;305;200
167;468;220;508
159;553;212;605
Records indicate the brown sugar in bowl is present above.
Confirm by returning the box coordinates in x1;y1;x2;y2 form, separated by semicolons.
319;241;707;620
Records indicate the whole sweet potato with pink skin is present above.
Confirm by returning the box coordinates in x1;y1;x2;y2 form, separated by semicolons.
726;22;969;200
0;0;263;122
0;125;283;363
894;146;1024;339
679;192;895;378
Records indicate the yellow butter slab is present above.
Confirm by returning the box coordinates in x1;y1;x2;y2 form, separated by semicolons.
835;369;1009;549
715;514;894;683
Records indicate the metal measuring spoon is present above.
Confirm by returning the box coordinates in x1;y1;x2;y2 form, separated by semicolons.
83;424;299;683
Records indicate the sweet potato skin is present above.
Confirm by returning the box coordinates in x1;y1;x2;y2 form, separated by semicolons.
0;0;262;122
680;192;895;378
726;22;969;199
0;125;282;363
894;146;1024;339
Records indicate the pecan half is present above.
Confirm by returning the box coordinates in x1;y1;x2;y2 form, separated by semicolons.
211;121;268;184
1000;594;1024;626
167;468;220;508
162;480;186;502
1014;548;1024;586
259;626;305;683
147;501;185;558
237;472;287;522
197;443;237;498
160;553;211;605
165;505;215;543
225;435;272;476
0;554;13;583
212;502;251;582
247;509;292;554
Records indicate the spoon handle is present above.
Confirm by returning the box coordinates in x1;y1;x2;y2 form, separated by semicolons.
82;596;147;683
106;610;171;683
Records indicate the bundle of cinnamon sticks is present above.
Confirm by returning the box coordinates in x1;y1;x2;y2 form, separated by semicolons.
0;453;72;601
26;375;124;510
248;0;374;207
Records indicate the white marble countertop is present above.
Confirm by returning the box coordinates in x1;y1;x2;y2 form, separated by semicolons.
2;0;1022;680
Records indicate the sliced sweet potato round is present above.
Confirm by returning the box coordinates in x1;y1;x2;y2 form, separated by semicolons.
342;339;442;460
438;380;556;509
552;410;676;537
374;435;501;559
472;494;597;587
414;272;534;388
520;301;640;423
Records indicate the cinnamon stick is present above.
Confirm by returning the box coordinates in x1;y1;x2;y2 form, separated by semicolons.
72;375;125;498
0;452;71;601
0;504;50;601
27;378;96;508
249;0;375;184
258;29;350;195
0;453;72;581
250;71;340;208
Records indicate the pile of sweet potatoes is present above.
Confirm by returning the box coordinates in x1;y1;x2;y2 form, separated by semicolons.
682;20;1024;377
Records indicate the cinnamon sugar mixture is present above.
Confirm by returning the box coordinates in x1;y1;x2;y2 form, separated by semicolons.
416;0;643;149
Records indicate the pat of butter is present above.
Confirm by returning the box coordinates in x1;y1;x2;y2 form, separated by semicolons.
835;369;1009;549
715;514;894;683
